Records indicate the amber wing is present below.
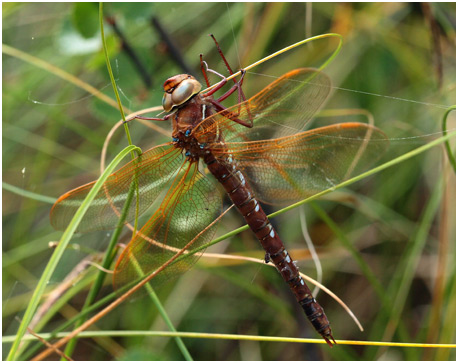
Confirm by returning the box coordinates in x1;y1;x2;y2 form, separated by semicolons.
113;162;222;290
195;68;332;143
50;144;182;233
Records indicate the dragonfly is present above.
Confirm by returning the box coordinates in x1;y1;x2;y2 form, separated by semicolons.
50;36;388;346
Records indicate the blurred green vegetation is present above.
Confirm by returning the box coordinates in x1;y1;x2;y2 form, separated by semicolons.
2;2;455;361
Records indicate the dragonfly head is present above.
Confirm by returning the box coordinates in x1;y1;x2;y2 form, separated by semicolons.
162;74;202;112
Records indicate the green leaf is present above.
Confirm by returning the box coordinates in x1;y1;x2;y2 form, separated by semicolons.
109;3;155;20
72;3;99;39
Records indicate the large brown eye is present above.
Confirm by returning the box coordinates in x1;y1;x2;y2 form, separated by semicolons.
161;75;202;112
162;93;173;112
171;80;195;105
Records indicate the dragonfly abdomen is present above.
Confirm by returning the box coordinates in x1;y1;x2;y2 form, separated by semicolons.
204;153;335;346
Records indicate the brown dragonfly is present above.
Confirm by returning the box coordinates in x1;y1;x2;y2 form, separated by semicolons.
50;37;388;346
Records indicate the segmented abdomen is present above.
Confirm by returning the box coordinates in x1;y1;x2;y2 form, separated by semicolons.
203;153;335;346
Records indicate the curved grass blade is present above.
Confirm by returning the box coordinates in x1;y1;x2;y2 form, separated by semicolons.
442;105;456;172
201;33;343;94
2;182;56;204
6;144;141;361
1;43;119;110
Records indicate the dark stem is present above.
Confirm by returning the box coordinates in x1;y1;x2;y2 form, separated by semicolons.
105;15;153;89
421;3;443;89
151;16;196;77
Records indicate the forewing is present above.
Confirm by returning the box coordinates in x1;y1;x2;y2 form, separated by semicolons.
195;68;331;143
50;144;183;233
113;161;222;290
217;123;389;205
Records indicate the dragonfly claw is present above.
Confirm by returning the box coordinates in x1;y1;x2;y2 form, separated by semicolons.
264;252;271;263
323;334;337;347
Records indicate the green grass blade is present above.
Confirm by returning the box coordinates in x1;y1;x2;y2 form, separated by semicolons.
1;43;120;110
310;202;387;303
141;285;194;361
2;182;56;204
3;233;61;268
6;144;141;361
382;176;444;346
62;178;138;359
441;105;456;172
18;272;97;360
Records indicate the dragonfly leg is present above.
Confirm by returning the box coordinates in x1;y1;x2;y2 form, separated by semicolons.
215;69;246;102
123;113;171;124
200;58;247;106
264;252;271;263
204;34;250;104
208;34;250;109
201;64;251;125
210;98;252;128
201;34;254;127
216;69;254;127
209;34;241;88
202;67;253;127
200;66;229;97
200;54;211;87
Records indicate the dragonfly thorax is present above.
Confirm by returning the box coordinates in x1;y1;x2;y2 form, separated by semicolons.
169;84;221;162
172;130;210;162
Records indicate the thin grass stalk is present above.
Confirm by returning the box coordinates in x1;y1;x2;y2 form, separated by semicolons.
370;174;445;359
201;33;343;94
309;202;388;305
4;330;455;349
441;105;456;172
62;179;140;359
127;246;194;361
98;2;140;235
2;182;56;204
434;273;455;360
6;144;140;361
423;162;453;359
99;3;133;150
19;273;98;360
142;287;193;361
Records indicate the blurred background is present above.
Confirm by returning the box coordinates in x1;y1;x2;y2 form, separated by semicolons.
3;2;455;360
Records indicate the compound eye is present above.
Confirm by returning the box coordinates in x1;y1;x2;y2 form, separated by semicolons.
162;93;173;112
161;76;202;112
172;79;196;105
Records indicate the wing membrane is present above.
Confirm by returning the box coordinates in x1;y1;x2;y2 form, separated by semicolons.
215;123;389;205
50;144;183;232
114;161;221;290
195;68;331;142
